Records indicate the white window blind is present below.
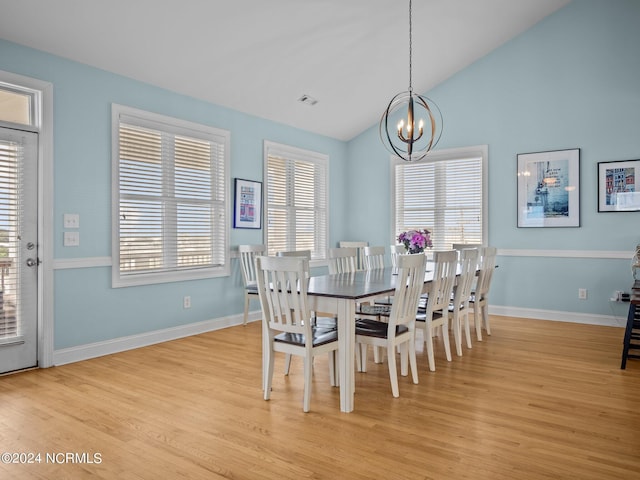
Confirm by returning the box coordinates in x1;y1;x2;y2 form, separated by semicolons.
264;142;328;260
393;145;487;250
112;105;229;287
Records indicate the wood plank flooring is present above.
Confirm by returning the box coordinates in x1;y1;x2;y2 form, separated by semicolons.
1;316;639;479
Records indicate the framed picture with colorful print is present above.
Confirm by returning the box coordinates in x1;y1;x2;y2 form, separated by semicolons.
233;178;262;229
597;159;640;212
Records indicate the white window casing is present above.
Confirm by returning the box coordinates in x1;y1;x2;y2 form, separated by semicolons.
112;104;230;287
391;145;488;250
263;141;329;263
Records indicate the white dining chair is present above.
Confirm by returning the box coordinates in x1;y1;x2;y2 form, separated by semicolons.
238;244;266;325
255;255;339;412
339;241;368;270
470;246;497;340
277;249;312;262
416;250;457;371
450;247;480;355
374;244;406;309
363;246;386;270
355;253;426;397
328;247;358;274
390;244;405;268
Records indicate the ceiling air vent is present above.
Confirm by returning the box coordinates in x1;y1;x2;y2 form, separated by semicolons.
298;94;318;106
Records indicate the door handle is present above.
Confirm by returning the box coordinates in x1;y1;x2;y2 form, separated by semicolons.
26;258;37;267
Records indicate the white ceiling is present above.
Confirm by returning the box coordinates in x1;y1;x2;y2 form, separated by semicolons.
0;0;570;141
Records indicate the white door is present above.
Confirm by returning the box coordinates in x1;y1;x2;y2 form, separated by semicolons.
0;127;38;373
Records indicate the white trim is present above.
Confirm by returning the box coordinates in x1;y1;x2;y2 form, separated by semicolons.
53;310;262;366
497;249;633;259
111;104;231;288
263;140;330;259
0;70;54;368
390;144;489;247
53;256;112;269
52;302;624;366
41;80;54;369
50;249;632;270
489;304;626;328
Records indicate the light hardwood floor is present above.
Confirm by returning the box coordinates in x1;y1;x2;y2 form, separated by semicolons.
1;316;639;479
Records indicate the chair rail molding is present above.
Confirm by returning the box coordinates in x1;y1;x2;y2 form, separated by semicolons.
53;256;112;269
497;249;633;260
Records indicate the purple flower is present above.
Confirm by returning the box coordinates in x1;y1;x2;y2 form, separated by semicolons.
398;229;432;253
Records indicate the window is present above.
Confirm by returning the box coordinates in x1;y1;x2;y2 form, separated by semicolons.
264;141;328;261
392;145;487;250
112;105;230;287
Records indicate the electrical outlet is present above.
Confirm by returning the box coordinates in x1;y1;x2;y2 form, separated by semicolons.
183;296;191;309
578;288;587;300
63;231;80;246
63;213;80;228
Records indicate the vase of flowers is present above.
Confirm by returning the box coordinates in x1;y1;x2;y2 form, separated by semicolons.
398;229;432;254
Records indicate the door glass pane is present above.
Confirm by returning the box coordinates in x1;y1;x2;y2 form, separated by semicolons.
0;139;20;339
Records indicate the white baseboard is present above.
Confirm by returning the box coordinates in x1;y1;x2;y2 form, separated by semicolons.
53;304;625;367
53;310;262;366
489;305;626;328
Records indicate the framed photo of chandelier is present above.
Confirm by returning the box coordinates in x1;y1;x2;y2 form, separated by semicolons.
597;159;640;212
517;148;580;228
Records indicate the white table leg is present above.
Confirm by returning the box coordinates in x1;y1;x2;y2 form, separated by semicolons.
337;298;355;412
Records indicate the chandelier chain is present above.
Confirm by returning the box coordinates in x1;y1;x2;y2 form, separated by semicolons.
408;0;413;92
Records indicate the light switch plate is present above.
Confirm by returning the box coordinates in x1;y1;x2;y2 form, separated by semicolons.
64;231;80;246
64;213;80;228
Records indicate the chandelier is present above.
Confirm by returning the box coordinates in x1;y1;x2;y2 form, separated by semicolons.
379;0;442;162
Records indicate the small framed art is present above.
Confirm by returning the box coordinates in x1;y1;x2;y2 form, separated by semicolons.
517;148;580;227
597;159;640;212
233;178;262;229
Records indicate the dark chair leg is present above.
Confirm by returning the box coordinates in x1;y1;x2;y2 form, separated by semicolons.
621;304;634;369
621;302;640;369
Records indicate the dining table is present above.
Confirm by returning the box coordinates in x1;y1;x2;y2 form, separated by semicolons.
306;266;437;413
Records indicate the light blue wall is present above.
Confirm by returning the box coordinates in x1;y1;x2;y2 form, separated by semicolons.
346;0;640;317
1;0;638;351
0;40;348;349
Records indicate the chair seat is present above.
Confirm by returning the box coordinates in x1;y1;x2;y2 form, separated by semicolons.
245;284;258;294
358;304;391;316
374;296;393;306
274;328;338;347
415;311;442;322
355;318;408;338
314;315;338;330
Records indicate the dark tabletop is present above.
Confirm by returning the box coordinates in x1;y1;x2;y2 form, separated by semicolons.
307;267;435;300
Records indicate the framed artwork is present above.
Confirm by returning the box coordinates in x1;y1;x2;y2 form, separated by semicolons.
597;159;640;212
517;148;580;228
233;178;262;229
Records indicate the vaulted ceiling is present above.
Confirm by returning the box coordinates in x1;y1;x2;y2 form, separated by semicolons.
0;0;570;140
